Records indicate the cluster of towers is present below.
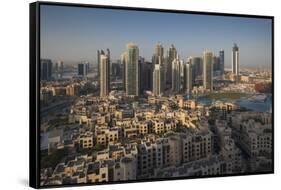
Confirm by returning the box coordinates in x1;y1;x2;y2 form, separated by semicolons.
97;43;141;97
40;59;64;81
40;43;239;98
97;43;239;97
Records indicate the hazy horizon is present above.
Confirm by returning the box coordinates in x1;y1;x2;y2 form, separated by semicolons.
40;5;272;68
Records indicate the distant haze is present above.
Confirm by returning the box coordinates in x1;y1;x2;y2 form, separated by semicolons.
41;5;272;68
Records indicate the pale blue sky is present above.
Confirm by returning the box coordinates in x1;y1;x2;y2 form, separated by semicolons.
40;5;272;68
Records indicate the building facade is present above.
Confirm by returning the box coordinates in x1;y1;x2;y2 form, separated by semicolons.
125;43;140;96
78;62;89;77
99;51;110;97
172;56;181;92
184;58;193;94
153;64;162;96
203;51;213;91
41;59;53;81
232;43;239;81
219;49;224;77
166;44;177;88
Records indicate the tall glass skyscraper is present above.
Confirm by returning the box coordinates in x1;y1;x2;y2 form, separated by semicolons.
153;64;161;96
55;61;63;80
184;58;193;94
232;43;239;79
106;48;111;76
203;51;213;91
121;52;127;91
219;49;224;77
191;57;203;84
152;43;164;65
166;44;177;88
140;61;153;93
125;43;139;96
99;50;110;97
78;62;89;78
97;50;105;79
152;43;165;95
172;55;181;92
41;59;53;81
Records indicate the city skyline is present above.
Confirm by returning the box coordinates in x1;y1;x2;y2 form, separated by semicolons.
38;4;273;187
41;5;272;67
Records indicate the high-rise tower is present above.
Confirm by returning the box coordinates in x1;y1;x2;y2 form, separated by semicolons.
184;57;193;94
41;59;53;81
166;44;177;88
219;50;224;78
78;62;89;78
232;43;239;81
125;43;139;96
172;55;181;92
121;52;127;91
152;43;165;94
203;51;213;91
99;50;110;97
153;64;161;96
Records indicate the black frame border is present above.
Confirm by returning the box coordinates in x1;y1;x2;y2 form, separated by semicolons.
29;1;274;189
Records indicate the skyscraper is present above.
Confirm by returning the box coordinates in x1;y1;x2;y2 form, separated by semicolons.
97;50;100;78
152;43;165;94
172;55;181;92
121;52;127;91
78;62;89;77
86;62;90;74
138;56;146;95
107;48;111;76
55;62;59;80
191;57;203;84
153;64;161;96
111;61;122;79
166;45;177;88
54;61;63;80
219;50;224;77
203;51;213;91
213;56;220;71
140;61;153;93
213;56;220;77
99;50;110;97
41;59;53;81
184;58;193;94
125;43;139;96
152;43;164;64
97;50;105;78
232;43;239;81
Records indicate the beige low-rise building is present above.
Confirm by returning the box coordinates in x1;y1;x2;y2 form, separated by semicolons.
134;120;150;135
183;99;197;109
123;126;138;138
115;118;132;127
96;127;119;146
79;131;93;149
152;119;165;134
87;161;108;183
71;172;87;183
96;150;110;161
